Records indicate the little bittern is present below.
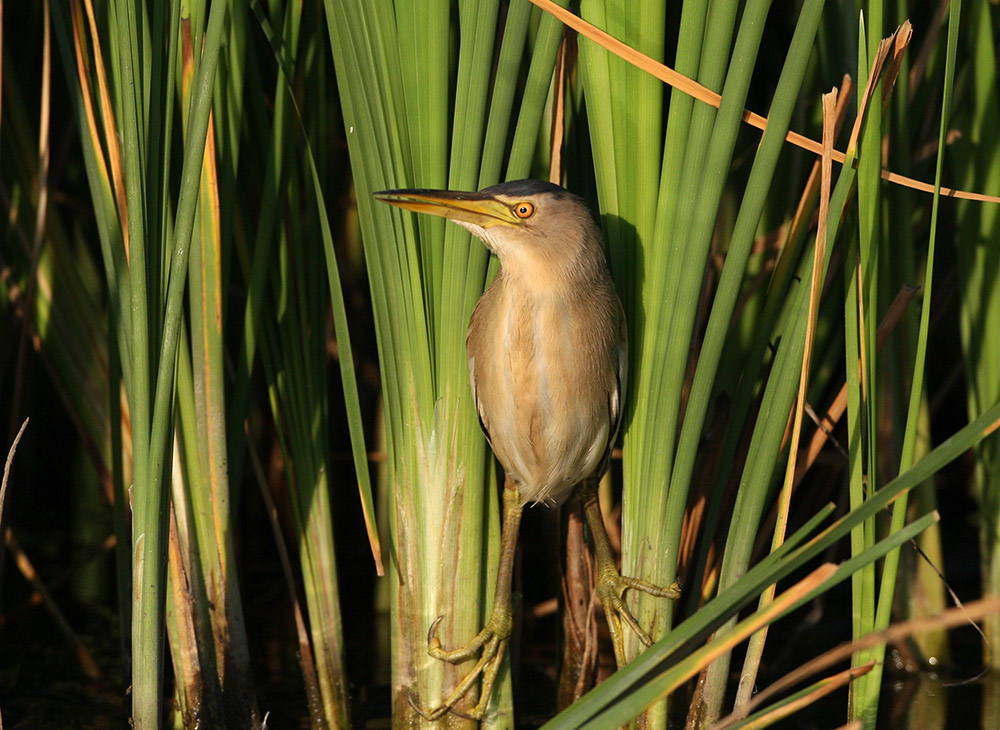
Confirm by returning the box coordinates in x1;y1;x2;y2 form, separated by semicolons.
375;180;679;720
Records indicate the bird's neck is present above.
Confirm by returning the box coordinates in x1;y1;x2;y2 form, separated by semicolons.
497;247;608;299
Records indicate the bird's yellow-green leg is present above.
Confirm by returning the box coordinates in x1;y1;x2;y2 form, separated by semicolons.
577;479;681;668
424;483;523;720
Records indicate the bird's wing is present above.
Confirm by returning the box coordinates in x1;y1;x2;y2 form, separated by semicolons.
597;301;627;479
611;341;626;442
468;356;494;448
610;298;627;443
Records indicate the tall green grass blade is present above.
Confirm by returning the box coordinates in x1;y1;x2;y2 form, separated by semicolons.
51;0;135;682
668;0;824;552
572;512;938;730
240;5;355;724
327;2;486;713
570;3;704;723
954;0;1000;699
656;0;825;716
847;11;880;725
111;0;158;721
227;0;288;486
542;388;1000;726
574;6;705;690
174;13;256;722
666;0;827;610
653;0;768;476
576;0;789;719
97;0;232;723
624;0;731;519
170;324;225;726
885;0;947;670
326;1;562;723
540;504;838;729
505;1;569;179
246;0;385;572
862;0;962;721
698;133;859;724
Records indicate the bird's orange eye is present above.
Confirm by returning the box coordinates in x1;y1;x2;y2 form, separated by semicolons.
513;202;535;219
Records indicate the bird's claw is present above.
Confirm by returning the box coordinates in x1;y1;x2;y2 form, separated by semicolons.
597;571;681;667
427;615;445;646
417;611;512;720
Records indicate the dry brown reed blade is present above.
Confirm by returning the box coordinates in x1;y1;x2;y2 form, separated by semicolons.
528;0;1000;204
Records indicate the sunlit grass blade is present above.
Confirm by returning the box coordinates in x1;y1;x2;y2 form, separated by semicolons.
109;0;158;721
697;23;907;723
717;662;877;730
953;9;1000;721
169;349;222;725
167;13;256;723
723;593;1000;727
733;86;839;717
573;3;715;702
326;0;566;723
662;0;828;652
846;9;883;725
570;2;707;724
697;128;854;727
243;0;382;574
50;0;140;674
860;0;962;721
542;500;943;728
327;0;490;706
239;4;353;725
575;563;845;730
56;0;234;723
572;3;827;726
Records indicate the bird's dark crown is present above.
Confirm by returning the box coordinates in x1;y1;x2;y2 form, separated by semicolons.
480;179;574;199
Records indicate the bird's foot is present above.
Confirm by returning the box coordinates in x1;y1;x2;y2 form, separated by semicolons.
419;609;512;721
596;569;681;667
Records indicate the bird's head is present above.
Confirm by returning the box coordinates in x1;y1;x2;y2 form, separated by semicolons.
374;180;605;285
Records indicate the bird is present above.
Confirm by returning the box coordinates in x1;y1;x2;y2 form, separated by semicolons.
374;179;679;720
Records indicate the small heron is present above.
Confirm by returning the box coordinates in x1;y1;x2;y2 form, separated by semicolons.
375;179;679;720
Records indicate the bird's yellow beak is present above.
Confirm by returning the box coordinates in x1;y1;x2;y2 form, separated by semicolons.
374;188;518;229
